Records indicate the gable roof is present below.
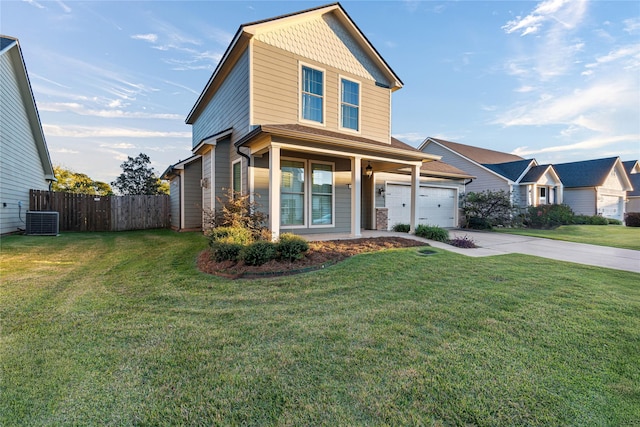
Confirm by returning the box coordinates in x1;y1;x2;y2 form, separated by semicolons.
186;2;401;124
161;154;202;180
628;173;640;197
520;164;559;184
482;159;534;182
554;157;632;189
623;160;640;175
0;35;55;181
420;160;474;179
421;137;524;165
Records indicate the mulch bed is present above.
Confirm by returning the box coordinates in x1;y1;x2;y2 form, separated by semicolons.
197;237;428;279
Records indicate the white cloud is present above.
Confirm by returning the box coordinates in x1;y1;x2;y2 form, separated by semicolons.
43;124;190;139
515;85;536;93
512;134;638;157
392;132;426;144
50;147;79;154
38;102;182;119
22;0;45;9
503;0;585;36
624;17;640;34
131;33;158;43
56;1;71;13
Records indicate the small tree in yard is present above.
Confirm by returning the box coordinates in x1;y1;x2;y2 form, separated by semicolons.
461;190;514;229
204;189;269;240
111;153;167;195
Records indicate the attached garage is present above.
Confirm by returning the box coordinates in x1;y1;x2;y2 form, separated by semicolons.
385;184;457;229
598;194;625;221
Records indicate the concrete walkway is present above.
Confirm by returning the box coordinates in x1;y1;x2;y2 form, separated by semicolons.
305;230;640;274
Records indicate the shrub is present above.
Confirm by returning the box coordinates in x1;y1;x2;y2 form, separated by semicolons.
526;204;574;229
467;217;492;230
241;241;277;266
277;233;309;261
392;223;410;233
625;212;640;227
460;190;514;228
573;215;591;225
210;242;243;262
448;235;477;248
207;226;253;246
203;189;268;240
607;218;622;225
414;224;449;242
589;215;609;225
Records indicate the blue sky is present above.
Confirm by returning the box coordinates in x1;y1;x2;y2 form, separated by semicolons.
3;0;639;183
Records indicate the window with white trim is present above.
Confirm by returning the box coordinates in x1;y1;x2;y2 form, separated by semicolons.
311;163;333;225
340;78;360;131
280;160;334;227
301;66;323;123
281;160;305;226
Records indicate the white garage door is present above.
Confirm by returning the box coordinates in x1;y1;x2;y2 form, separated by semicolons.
599;195;624;221
386;184;457;229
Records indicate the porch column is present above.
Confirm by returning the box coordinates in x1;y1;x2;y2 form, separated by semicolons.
269;144;281;240
351;156;362;237
409;162;420;233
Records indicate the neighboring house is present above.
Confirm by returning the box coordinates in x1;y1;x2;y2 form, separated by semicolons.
161;155;203;231
419;137;563;209
554;157;632;222
375;156;474;229
167;3;466;238
0;36;55;235
623;160;640;213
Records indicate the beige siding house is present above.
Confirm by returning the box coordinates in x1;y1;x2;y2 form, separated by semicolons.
420;137;563;210
623;160;639;214
170;3;459;238
0;36;55;235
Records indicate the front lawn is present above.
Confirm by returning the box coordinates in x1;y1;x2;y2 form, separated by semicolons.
1;230;639;425
495;224;640;250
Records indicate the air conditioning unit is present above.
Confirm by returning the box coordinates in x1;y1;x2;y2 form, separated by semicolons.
26;211;59;236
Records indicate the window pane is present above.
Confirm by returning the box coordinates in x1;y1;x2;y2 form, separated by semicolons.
281;194;304;226
281;160;304;193
312;195;332;225
312;163;332;194
302;93;323;122
342;104;359;130
341;79;359;105
303;67;323;95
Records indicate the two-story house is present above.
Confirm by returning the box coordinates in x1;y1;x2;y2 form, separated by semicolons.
166;3;464;237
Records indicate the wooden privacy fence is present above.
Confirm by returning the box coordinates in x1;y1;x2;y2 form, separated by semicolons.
29;190;170;232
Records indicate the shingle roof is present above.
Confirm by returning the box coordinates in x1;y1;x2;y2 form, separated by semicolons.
421;160;474;179
628;173;640;197
520;164;553;183
482;159;533;182
553;157;619;188
428;137;524;164
623;160;639;175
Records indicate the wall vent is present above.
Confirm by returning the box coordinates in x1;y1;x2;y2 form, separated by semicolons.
26;211;59;236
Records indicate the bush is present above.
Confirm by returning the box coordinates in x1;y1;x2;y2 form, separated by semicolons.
589;215;609;225
204;189;268;240
207;226;253;246
414;224;449;242
625;212;640;227
573;215;591;225
391;223;410;233
460;190;514;228
526;204;574;229
210;242;243;262
277;233;309;261
448;235;477;248
467;217;492;230
607;218;622;225
241;241;277;266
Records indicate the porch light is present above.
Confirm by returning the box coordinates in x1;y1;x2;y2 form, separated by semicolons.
365;162;373;178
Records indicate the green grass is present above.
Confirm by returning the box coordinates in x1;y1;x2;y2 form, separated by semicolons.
495;224;640;250
1;230;639;426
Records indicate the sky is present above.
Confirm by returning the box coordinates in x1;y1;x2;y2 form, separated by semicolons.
3;0;639;184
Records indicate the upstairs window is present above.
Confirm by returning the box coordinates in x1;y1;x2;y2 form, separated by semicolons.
301;66;323;123
341;78;360;131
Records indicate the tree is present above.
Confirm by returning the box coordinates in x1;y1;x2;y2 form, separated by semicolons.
111;153;167;195
52;165;113;195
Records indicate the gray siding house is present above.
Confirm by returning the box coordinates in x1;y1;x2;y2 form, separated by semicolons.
165;3;474;237
0;36;55;235
419;137;563;209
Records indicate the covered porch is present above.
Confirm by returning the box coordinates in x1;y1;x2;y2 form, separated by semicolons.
235;124;439;239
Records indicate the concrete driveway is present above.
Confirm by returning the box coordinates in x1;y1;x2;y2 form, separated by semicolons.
425;230;640;274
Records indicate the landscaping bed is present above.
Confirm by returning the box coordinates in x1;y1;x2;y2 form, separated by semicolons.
198;236;427;278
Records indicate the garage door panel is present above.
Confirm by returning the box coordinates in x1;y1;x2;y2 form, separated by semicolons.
386;184;456;229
